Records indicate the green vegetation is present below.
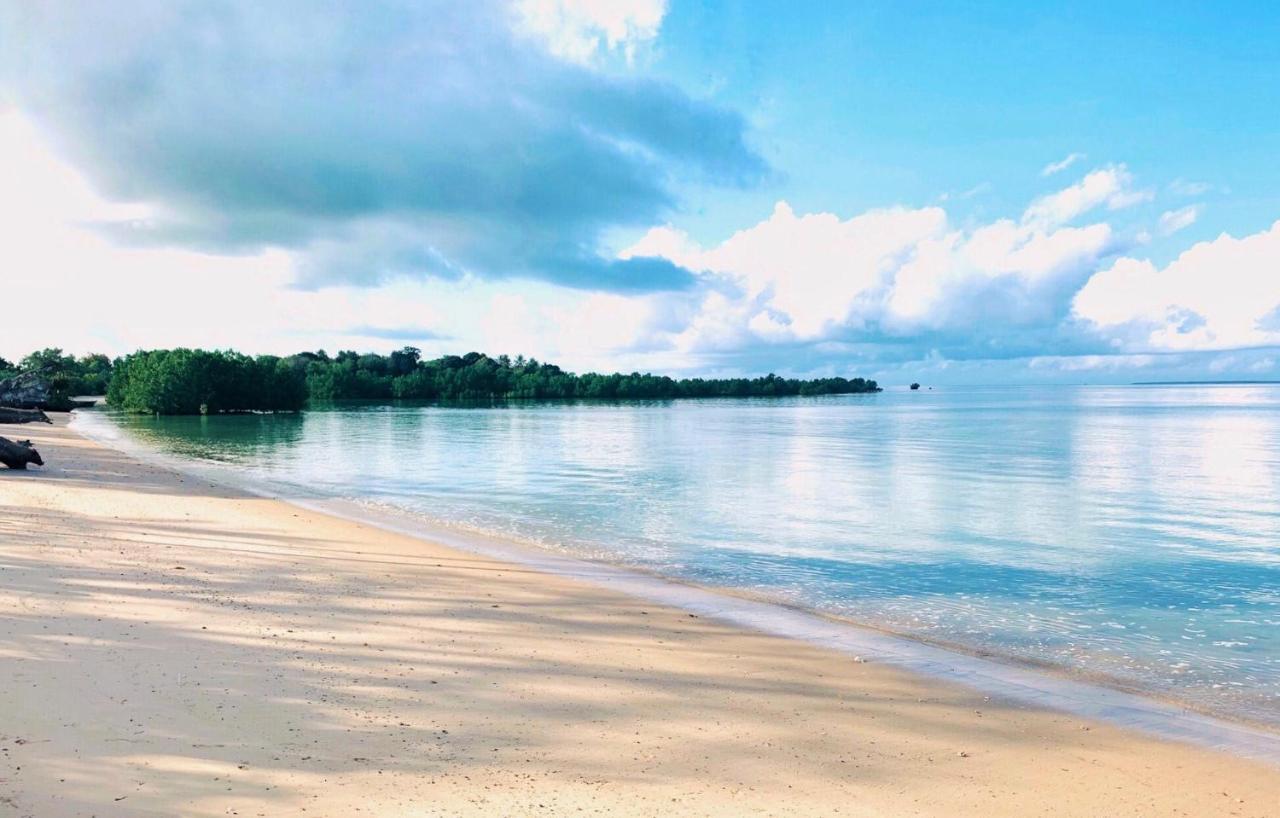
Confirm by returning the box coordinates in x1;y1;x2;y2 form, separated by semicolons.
108;349;307;414
300;348;878;402
8;346;880;414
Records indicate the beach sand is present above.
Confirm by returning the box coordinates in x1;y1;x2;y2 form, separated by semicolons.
1;418;1277;817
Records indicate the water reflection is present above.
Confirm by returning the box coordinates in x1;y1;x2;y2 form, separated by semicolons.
113;412;306;462
106;385;1280;725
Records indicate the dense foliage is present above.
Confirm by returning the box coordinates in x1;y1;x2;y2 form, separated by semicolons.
9;346;879;414
0;348;114;410
300;348;879;401
108;349;307;414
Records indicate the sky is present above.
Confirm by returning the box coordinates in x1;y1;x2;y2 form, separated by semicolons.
1;0;1279;384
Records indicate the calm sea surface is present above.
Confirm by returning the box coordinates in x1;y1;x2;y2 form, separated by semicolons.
94;385;1280;725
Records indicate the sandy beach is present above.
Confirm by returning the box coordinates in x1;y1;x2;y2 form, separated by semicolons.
0;417;1275;817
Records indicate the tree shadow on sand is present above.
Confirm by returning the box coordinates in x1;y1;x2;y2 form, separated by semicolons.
0;497;1162;817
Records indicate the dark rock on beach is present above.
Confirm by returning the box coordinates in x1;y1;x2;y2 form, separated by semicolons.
0;372;52;409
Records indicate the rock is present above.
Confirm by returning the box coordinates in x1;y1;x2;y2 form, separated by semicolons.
0;373;52;409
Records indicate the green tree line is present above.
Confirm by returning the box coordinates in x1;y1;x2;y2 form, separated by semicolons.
106;349;307;414
302;349;879;401
7;347;880;414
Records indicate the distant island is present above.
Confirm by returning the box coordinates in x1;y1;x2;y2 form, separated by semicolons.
2;347;880;415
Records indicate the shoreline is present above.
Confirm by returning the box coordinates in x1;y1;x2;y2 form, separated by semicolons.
1;416;1277;815
73;409;1280;747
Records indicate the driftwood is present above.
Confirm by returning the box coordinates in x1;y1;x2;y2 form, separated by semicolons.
0;406;52;425
0;436;43;469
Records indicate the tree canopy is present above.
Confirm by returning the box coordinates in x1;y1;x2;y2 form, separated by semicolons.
300;348;879;403
108;349;306;414
8;346;879;414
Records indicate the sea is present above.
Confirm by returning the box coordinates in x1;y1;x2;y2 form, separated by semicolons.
78;384;1280;728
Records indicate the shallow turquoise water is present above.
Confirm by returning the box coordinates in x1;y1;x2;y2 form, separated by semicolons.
97;385;1280;725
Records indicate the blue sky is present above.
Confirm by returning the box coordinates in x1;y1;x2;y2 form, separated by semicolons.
1;0;1279;384
658;1;1280;255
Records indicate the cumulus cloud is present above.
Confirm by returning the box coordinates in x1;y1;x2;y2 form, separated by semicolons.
626;202;950;341
585;186;1280;378
612;168;1278;374
0;0;761;294
1041;152;1085;177
617;169;1139;363
1073;220;1280;352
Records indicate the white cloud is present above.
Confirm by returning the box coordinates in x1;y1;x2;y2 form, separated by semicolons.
1041;152;1085;177
5;97;1277;385
1157;205;1200;236
0;108;154;231
513;0;667;64
1022;166;1152;229
552;292;668;353
1027;353;1158;372
632;202;949;341
1073;220;1280;351
0;109;463;360
620;178;1126;357
936;182;991;202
